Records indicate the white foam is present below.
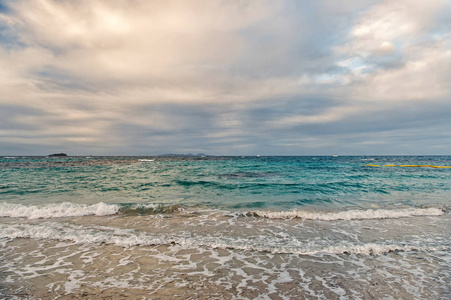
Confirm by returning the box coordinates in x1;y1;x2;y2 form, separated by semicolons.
1;222;449;257
0;202;119;219
250;207;444;221
0;223;180;248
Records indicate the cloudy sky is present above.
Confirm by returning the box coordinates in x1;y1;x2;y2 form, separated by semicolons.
0;0;450;155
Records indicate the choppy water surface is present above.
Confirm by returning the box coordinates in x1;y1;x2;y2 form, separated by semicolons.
0;156;450;299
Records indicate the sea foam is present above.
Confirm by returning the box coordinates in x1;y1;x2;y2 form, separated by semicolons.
0;222;448;255
249;207;444;220
0;202;119;219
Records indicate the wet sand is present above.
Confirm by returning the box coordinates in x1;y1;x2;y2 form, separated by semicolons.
1;237;449;299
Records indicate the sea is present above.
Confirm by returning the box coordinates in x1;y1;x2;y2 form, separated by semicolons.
0;155;450;299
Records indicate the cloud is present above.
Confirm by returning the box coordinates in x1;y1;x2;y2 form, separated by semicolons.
334;0;451;101
2;0;271;93
0;0;450;155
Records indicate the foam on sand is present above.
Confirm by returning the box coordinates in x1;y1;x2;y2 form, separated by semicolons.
249;207;444;220
1;222;448;255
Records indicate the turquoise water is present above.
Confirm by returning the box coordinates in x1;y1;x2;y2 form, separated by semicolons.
0;156;450;298
1;155;450;210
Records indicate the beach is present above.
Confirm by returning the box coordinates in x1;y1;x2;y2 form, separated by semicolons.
2;1;451;298
0;156;450;299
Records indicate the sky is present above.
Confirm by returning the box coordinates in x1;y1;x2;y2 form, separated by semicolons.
0;0;450;156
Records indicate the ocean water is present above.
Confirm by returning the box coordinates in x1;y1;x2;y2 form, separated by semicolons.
0;155;450;299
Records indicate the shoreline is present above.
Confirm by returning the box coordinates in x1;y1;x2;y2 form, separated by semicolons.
1;234;449;299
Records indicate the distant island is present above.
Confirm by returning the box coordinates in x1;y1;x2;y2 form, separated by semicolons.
48;153;68;157
158;153;208;157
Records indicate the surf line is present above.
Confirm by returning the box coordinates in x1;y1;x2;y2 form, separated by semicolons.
366;164;451;168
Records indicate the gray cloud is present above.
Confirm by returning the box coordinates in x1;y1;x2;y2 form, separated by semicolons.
0;0;450;155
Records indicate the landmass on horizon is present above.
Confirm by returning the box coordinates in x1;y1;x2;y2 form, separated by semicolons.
158;153;209;157
44;153;209;157
48;153;68;157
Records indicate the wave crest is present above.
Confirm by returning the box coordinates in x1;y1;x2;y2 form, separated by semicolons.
0;202;120;219
0;202;185;219
248;207;444;220
0;223;448;256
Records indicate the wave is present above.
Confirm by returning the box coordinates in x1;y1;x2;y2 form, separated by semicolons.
0;202;120;219
299;243;448;256
0;202;184;219
119;203;183;215
248;207;445;220
0;222;448;256
1;202;445;221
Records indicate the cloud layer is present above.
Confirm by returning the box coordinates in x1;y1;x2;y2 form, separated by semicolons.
0;0;450;155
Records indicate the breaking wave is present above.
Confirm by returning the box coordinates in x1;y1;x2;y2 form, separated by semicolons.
0;202;184;219
0;222;448;256
1;202;446;221
0;202;119;219
248;207;445;220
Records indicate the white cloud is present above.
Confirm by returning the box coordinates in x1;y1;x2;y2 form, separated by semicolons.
4;0;274;84
335;0;451;102
352;39;451;101
0;0;450;155
342;0;447;56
